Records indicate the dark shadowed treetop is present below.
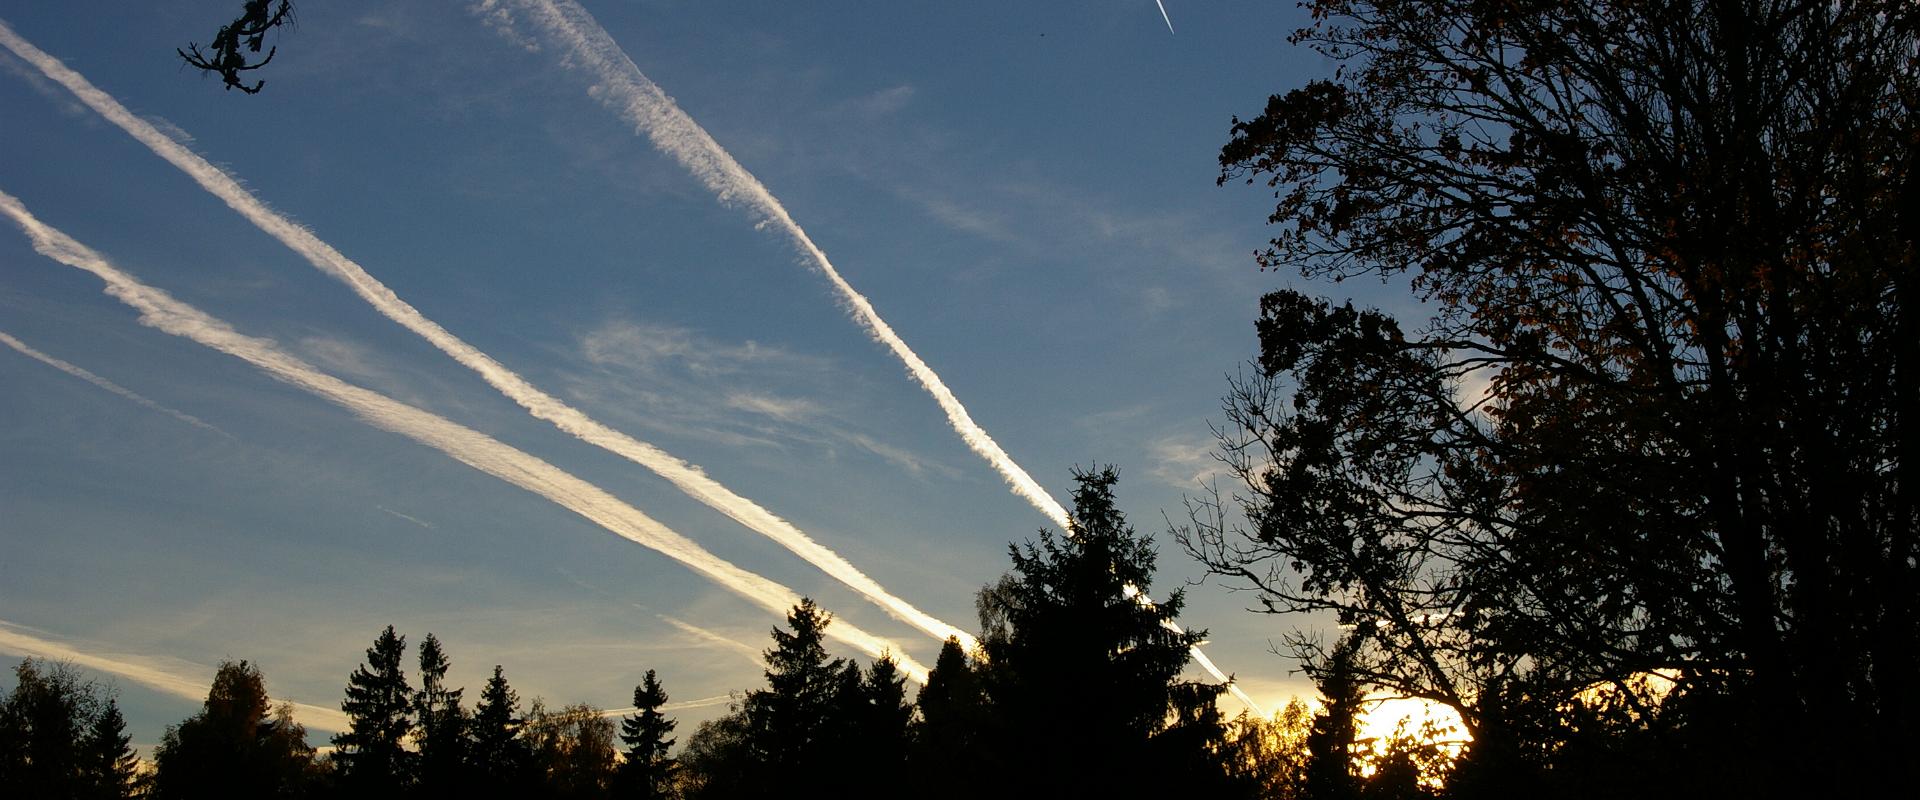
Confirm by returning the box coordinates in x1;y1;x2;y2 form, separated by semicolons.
334;625;414;795
1202;0;1916;793
178;0;294;94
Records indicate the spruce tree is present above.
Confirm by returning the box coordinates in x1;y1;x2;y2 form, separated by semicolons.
414;633;467;797
1303;641;1363;800
469;665;531;790
333;625;414;796
740;598;845;789
977;467;1236;796
81;697;141;799
910;638;989;797
615;669;676;800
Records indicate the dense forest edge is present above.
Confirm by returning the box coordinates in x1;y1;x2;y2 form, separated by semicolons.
7;0;1918;797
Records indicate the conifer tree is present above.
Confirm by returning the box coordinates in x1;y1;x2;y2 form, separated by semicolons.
414;633;467;797
469;665;532;791
616;669;677;800
81;696;141;799
1303;642;1363;800
744;599;844;773
977;467;1237;797
333;625;414;796
910;638;989;797
856;654;912;785
1;660;96;798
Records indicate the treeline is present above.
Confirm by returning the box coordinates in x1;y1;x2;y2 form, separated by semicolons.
7;468;1431;800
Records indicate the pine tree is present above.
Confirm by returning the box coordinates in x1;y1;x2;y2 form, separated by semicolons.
333;625;414;796
910;638;989;798
469;665;531;790
739;598;846;790
81;697;141;800
414;633;467;798
977;467;1237;796
1303;641;1363;800
615;669;676;800
857;654;912;785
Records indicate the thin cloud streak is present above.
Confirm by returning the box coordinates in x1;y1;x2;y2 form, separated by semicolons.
597;692;735;720
0;188;928;684
1155;1;1177;34
487;0;1257;712
0;19;973;653
0;619;350;733
659;614;765;668
493;0;1074;531
0;329;229;437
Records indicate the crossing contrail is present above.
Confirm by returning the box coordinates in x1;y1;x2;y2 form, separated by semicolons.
0;329;228;436
0;187;929;684
0;618;350;732
0;18;974;653
483;0;1258;712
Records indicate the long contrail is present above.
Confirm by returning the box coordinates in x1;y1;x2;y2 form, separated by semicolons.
0;329;228;436
484;0;1257;711
0;188;929;684
0;18;973;653
0;618;350;732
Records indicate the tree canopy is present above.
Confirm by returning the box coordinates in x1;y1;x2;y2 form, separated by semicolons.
1195;0;1917;793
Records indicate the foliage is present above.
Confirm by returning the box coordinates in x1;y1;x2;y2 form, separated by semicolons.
153;659;319;799
332;625;414;795
1197;0;1918;792
525;701;618;800
178;0;294;94
615;669;677;800
980;467;1244;797
0;659;142;799
414;633;468;797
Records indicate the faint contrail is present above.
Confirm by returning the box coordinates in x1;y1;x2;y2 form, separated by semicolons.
482;0;1257;711
0;618;350;732
0;329;228;436
597;692;735;720
0;188;929;683
660;614;766;667
0;18;973;653
1154;1;1176;34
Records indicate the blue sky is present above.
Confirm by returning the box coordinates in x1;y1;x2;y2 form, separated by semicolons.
0;1;1404;748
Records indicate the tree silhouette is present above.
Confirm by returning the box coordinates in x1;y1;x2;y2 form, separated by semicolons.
414;633;467;798
81;696;141;800
469;664;534;793
0;659;123;799
526;701;617;800
152;660;319;799
1302;643;1363;800
909;636;988;794
1198;0;1919;791
979;467;1240;797
333;625;414;796
615;669;677;800
178;0;294;94
738;597;845;789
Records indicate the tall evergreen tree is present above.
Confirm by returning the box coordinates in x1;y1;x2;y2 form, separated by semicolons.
854;654;912;785
739;597;845;786
910;638;989;798
468;665;532;791
81;696;141;800
615;670;676;800
414;633;467;798
1302;642;1363;800
977;467;1239;797
332;625;414;796
152;660;319;799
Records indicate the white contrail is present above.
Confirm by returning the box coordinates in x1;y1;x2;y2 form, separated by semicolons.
0;188;929;684
0;618;350;732
483;0;1259;712
1155;1;1177;34
0;329;228;436
597;693;735;720
0;18;973;653
660;614;765;667
491;0;1074;530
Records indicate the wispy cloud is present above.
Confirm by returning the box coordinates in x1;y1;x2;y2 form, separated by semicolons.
0;329;229;437
659;615;765;668
0;187;928;682
488;0;1073;529
0;20;972;655
480;0;1256;710
0;618;351;732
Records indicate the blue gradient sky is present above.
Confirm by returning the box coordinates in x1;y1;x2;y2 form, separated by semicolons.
0;1;1405;748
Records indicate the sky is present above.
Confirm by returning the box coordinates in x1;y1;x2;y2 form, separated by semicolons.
0;1;1414;751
